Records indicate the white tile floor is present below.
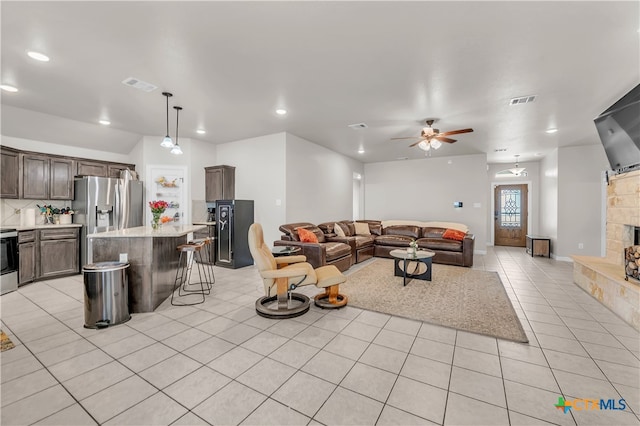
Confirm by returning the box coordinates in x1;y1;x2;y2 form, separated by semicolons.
1;246;639;425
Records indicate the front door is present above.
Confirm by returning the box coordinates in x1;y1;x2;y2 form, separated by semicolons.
494;184;528;247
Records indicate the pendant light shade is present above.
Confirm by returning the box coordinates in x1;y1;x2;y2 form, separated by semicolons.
509;155;526;175
170;106;183;155
160;92;174;148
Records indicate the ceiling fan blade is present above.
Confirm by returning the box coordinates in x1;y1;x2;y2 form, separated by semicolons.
439;128;474;136
391;136;422;140
435;136;456;143
409;140;424;147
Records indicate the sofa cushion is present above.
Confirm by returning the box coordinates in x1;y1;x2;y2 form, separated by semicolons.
375;234;413;247
354;222;371;236
417;238;463;252
335;222;352;237
297;227;318;243
421;227;445;238
324;242;352;261
383;225;421;239
354;235;375;248
443;228;466;241
279;223;325;243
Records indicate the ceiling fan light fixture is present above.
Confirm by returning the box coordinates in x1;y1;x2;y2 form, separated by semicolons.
431;140;442;150
418;141;429;151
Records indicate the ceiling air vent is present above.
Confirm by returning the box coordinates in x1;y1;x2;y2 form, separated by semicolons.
121;77;158;92
348;123;368;129
509;95;536;105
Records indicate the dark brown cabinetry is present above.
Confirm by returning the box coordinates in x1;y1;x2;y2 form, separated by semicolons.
38;227;79;279
50;158;75;200
0;146;136;200
22;154;74;200
76;160;108;177
1;147;20;198
18;231;36;284
205;165;235;202
22;154;49;199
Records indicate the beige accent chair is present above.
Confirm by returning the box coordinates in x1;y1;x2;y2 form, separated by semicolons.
248;223;347;319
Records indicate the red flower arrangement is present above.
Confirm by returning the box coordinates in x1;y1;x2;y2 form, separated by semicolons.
149;200;169;229
149;200;169;214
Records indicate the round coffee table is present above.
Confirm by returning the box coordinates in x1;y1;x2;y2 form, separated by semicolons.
389;249;435;286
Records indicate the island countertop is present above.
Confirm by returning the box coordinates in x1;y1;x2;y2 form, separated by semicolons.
88;224;206;238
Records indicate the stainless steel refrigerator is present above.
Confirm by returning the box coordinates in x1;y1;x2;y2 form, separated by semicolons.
216;200;254;269
73;176;144;266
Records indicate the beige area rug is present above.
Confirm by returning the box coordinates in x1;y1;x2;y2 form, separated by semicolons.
342;259;528;343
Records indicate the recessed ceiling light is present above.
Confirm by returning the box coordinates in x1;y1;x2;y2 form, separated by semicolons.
358;148;365;154
0;84;18;92
27;51;50;62
396;157;409;160
99;119;111;126
546;128;558;134
534;152;543;156
196;129;206;134
275;109;287;115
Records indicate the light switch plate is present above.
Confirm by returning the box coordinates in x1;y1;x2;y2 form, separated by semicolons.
119;253;128;263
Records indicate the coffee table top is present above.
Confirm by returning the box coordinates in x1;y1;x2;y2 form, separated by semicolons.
390;249;435;260
272;246;301;257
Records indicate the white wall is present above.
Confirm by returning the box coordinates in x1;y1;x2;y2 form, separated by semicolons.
557;145;609;258
285;133;364;224
364;154;489;251
487;161;540;245
539;149;559;254
216;132;287;247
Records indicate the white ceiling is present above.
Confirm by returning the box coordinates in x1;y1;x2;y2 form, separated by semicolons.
2;1;639;164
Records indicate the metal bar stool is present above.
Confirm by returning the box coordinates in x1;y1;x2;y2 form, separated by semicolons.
171;241;209;306
191;236;215;290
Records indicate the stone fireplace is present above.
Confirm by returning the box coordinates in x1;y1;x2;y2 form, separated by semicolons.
573;169;640;330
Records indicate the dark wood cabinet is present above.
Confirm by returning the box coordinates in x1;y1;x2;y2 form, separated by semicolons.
50;158;75;200
205;165;235;202
77;160;108;177
1;147;136;200
22;154;50;199
1;147;20;198
22;154;75;200
38;227;79;279
18;231;36;285
108;163;134;178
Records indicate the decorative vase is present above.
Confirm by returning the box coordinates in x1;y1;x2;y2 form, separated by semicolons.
151;212;162;230
407;247;416;257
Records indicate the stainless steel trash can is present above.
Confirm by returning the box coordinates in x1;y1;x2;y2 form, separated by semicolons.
83;262;131;329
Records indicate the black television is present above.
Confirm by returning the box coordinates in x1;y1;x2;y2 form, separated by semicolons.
594;83;640;172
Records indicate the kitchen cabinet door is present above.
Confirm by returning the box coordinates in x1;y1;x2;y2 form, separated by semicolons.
39;238;79;278
22;154;50;199
205;165;235;202
108;163;135;178
50;158;75;200
18;242;36;284
1;147;20;198
77;160;108;177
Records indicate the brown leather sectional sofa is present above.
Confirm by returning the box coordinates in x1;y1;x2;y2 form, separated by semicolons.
274;220;475;271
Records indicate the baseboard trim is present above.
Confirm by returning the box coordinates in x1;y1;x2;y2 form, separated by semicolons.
553;255;573;262
475;249;487;255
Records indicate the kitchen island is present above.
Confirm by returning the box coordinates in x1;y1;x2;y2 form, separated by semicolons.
88;224;206;312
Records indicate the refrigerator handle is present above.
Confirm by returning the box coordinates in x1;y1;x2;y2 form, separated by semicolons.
114;181;121;229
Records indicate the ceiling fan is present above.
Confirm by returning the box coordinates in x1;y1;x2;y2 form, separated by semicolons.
391;119;474;155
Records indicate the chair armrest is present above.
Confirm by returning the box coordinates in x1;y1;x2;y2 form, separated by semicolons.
275;255;307;265
462;233;475;267
261;264;312;279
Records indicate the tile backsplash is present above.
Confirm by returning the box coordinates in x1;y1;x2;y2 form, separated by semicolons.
0;199;73;226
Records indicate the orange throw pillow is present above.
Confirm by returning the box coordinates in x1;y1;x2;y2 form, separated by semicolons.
297;227;319;243
443;228;466;241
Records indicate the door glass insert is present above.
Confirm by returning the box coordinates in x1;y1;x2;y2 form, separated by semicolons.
500;189;521;228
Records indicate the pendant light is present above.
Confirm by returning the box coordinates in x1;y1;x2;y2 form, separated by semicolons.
160;92;174;148
170;106;183;155
509;154;526;175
